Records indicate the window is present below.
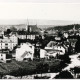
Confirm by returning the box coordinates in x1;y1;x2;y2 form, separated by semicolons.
30;46;32;48
5;43;8;45
1;58;3;60
1;54;2;56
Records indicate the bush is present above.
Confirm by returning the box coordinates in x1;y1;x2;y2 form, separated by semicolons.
55;70;73;79
36;62;49;74
58;54;71;63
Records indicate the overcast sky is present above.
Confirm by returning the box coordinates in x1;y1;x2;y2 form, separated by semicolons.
0;0;80;3
0;2;80;25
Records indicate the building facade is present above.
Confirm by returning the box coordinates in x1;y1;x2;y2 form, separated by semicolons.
16;42;34;61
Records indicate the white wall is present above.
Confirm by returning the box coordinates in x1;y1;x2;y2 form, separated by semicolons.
54;46;65;53
16;43;34;61
40;49;47;58
0;53;6;63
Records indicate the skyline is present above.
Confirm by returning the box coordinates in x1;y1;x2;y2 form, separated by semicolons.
0;19;80;25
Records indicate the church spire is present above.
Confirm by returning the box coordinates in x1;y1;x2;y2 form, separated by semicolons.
73;24;76;34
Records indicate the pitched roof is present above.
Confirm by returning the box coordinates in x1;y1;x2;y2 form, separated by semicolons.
45;49;62;52
47;41;57;47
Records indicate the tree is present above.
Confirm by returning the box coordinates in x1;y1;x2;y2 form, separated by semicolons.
36;62;49;77
7;29;11;34
10;67;27;78
68;43;73;55
70;67;80;78
0;72;5;79
55;70;73;79
75;37;80;53
58;31;63;37
42;63;49;73
58;54;71;63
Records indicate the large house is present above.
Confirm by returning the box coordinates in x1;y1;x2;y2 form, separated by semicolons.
45;41;65;53
15;42;34;61
26;33;39;40
17;24;41;40
17;31;26;39
40;41;66;58
0;34;18;51
40;48;65;59
17;31;40;40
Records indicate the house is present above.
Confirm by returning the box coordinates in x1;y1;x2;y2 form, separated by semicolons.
40;49;47;58
68;39;77;48
40;41;66;59
0;34;18;51
26;33;39;40
63;32;69;38
17;24;41;40
55;37;61;41
9;34;18;46
0;39;14;50
0;50;12;63
17;31;26;39
45;49;64;57
45;41;65;55
17;31;40;40
40;48;64;59
15;42;34;61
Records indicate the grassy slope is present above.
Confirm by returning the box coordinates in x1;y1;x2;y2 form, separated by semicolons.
0;59;61;75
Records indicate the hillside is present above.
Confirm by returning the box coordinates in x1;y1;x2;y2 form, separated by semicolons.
45;24;80;31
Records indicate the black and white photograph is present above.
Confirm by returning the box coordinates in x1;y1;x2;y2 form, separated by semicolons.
0;0;80;79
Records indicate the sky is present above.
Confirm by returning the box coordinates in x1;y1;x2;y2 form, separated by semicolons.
0;0;80;3
0;1;80;25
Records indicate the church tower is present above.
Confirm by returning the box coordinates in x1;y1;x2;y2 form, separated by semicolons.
26;25;28;31
73;25;76;34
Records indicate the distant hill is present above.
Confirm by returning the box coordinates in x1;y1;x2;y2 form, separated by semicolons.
45;24;80;31
0;24;80;32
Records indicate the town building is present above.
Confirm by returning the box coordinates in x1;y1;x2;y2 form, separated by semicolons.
26;33;39;40
0;34;18;51
0;50;12;63
17;24;41;40
40;48;65;59
45;41;65;54
63;32;69;38
15;42;34;61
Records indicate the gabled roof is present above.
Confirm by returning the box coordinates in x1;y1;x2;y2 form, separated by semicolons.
45;49;62;52
0;38;13;43
21;51;32;58
47;41;57;47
